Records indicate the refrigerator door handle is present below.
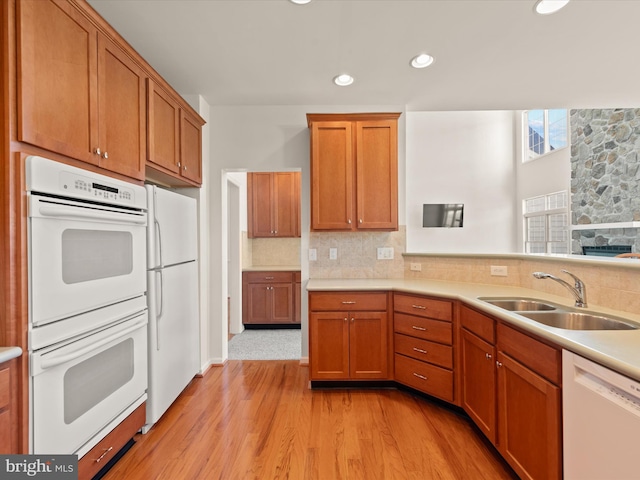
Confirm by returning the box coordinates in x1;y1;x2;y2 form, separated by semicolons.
153;189;164;269
156;269;164;351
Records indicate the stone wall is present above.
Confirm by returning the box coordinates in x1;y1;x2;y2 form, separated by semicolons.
570;108;640;253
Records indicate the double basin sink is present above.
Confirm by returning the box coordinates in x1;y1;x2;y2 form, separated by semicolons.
478;297;639;331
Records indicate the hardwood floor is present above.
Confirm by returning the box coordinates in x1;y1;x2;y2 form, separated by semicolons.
101;361;517;480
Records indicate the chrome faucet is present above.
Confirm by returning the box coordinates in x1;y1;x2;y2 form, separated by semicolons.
533;270;588;308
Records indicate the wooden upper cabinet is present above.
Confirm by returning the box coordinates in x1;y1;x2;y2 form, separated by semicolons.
16;0;145;180
97;34;146;180
180;110;203;184
307;113;400;231
247;172;300;238
17;0;98;164
146;79;204;187
147;79;180;174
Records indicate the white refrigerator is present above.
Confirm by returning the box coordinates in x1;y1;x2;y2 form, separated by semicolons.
144;185;200;432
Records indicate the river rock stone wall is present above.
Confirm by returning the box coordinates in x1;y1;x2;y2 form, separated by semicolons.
570;108;640;254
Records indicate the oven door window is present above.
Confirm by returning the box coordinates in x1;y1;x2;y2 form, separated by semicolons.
64;338;134;424
62;229;133;284
30;216;146;326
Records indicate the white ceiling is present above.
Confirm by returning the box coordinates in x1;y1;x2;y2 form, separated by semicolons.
87;0;640;111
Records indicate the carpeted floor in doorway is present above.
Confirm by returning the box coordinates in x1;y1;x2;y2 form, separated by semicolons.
228;329;301;360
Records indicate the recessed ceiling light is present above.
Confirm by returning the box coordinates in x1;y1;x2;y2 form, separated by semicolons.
410;53;435;69
534;0;570;15
290;0;311;4
333;74;354;87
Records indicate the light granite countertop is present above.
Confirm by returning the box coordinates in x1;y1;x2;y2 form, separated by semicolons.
307;278;640;381
0;346;23;364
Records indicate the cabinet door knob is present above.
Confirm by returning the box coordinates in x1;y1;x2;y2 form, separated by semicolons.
347;219;352;224
359;219;363;223
183;166;187;171
344;317;348;322
351;317;355;322
103;151;108;159
178;162;181;167
485;353;492;360
94;147;101;155
496;361;503;368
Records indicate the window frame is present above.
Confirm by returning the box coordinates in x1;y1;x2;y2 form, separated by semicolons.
523;191;570;254
523;109;568;163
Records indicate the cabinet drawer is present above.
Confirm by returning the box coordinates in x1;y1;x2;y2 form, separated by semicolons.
243;271;294;283
78;403;145;480
497;323;561;385
309;292;387;311
461;305;496;344
394;294;452;322
395;354;453;402
394;313;452;344
0;366;9;409
394;333;453;369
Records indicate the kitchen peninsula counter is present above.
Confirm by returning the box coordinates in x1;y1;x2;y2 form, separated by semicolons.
307;278;640;381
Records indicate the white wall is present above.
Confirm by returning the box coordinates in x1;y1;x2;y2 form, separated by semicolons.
406;111;518;253
208;105;405;364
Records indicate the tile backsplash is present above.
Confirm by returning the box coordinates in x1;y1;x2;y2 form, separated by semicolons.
309;226;405;278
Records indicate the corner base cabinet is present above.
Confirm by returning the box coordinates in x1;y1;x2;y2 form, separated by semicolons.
460;305;562;480
309;291;391;380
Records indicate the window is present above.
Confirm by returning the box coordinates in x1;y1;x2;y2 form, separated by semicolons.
524;191;569;254
524;109;568;161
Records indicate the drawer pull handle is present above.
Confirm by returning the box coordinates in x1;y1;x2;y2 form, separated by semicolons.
485;353;492;360
95;446;113;463
412;304;427;310
341;301;356;304
264;276;274;280
413;347;428;354
412;326;427;331
413;373;428;381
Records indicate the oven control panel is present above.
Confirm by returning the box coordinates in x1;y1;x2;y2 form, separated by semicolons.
26;155;147;210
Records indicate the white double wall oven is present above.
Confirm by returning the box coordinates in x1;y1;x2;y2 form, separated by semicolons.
26;156;148;457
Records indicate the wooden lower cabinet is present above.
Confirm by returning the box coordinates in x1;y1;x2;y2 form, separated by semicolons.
461;329;497;443
393;293;455;402
459;305;562;480
309;291;391;380
0;362;13;453
78;403;145;480
243;271;300;325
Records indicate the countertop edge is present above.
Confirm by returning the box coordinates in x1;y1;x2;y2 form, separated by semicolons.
307;278;640;381
0;346;23;364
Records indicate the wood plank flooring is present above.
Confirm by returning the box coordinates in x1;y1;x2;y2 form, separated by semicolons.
101;361;517;480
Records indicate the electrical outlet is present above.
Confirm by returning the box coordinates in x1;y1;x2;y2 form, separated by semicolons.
410;263;422;271
490;265;508;277
377;247;394;260
329;248;337;260
308;248;317;261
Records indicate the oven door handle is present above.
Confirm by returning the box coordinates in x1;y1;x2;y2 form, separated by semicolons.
39;319;147;370
37;204;146;225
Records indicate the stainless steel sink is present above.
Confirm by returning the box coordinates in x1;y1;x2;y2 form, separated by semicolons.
479;297;557;311
518;311;639;331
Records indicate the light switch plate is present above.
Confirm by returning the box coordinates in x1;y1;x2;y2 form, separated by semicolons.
329;248;337;260
410;263;422;271
308;248;317;261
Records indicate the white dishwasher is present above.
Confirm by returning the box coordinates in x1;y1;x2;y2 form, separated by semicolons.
563;350;640;480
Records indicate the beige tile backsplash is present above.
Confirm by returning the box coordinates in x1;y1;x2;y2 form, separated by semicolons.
249;236;301;266
403;254;640;316
309;227;405;279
